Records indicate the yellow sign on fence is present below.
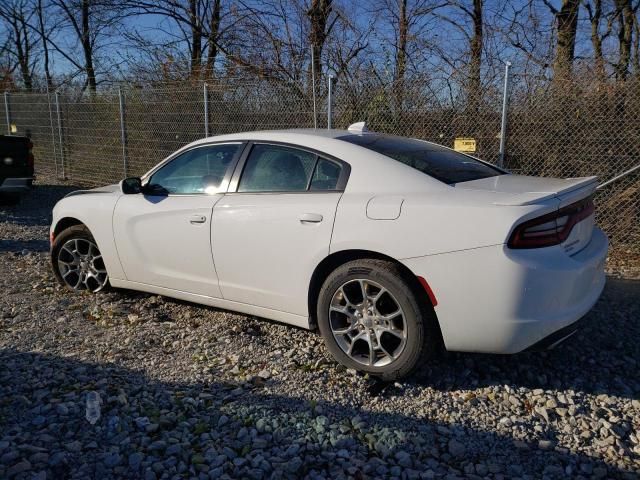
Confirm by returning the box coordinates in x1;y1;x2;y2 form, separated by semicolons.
454;137;476;153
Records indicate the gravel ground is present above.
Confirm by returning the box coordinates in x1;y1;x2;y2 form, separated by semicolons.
0;181;639;480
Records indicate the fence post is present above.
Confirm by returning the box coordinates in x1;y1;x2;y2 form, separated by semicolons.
55;91;66;179
498;61;512;168
311;46;317;129
327;74;334;130
203;83;209;137
118;87;128;178
4;92;10;134
46;85;59;178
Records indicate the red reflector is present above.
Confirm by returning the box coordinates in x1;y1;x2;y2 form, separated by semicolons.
417;276;438;307
49;231;54;245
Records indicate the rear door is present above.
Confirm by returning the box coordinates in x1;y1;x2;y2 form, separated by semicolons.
212;143;348;316
113;142;244;297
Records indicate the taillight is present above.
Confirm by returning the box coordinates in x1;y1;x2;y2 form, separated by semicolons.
508;197;595;249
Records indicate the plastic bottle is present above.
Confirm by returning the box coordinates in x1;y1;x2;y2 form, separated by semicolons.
86;391;101;425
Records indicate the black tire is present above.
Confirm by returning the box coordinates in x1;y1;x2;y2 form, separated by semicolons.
51;224;110;292
317;259;439;381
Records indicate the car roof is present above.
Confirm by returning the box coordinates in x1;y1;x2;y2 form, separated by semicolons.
172;129;451;194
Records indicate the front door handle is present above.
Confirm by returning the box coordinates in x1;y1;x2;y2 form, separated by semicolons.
299;213;323;223
189;214;207;224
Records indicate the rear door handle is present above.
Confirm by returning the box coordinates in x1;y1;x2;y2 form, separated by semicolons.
299;213;323;223
189;214;207;224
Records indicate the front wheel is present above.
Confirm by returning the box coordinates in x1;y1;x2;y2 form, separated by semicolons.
51;225;109;293
317;259;438;381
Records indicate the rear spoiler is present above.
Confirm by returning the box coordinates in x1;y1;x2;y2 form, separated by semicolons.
494;176;598;206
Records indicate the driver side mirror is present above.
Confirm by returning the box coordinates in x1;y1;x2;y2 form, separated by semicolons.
120;177;142;195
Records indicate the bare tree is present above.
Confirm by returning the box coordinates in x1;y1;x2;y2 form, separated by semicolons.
613;0;634;80
432;1;485;110
36;0;53;88
0;0;36;91
123;0;234;78
584;0;611;83
543;0;581;81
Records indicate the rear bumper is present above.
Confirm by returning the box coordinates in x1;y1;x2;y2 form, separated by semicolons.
401;228;608;354
0;177;33;193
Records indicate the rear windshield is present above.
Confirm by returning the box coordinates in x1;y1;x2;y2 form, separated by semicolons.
338;134;503;184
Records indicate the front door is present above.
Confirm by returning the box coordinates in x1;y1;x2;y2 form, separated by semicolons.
113;142;244;297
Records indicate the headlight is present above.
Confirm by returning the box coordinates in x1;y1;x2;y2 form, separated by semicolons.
3;157;13;165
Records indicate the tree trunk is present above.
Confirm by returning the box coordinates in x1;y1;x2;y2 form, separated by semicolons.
552;0;580;82
12;20;33;91
206;0;221;76
588;0;607;84
308;0;333;88
614;0;633;81
37;0;53;89
467;0;483;112
81;0;96;92
394;0;408;112
190;0;202;77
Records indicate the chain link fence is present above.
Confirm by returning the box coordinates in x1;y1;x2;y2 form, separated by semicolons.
1;72;638;264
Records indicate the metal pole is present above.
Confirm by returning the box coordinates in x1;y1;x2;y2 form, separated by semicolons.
498;61;512;168
203;83;209;137
118;87;128;178
597;163;640;190
55;91;65;179
4;92;10;134
45;84;59;178
327;74;334;130
311;47;317;129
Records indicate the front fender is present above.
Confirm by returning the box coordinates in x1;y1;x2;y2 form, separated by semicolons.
51;193;125;280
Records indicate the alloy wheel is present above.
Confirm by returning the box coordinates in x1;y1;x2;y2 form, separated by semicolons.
57;238;108;292
329;279;407;367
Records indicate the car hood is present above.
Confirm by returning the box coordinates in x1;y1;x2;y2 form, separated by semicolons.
454;174;598;206
64;183;121;198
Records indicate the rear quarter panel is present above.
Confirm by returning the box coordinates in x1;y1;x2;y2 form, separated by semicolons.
330;190;552;259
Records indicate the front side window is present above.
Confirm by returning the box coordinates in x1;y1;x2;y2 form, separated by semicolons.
147;143;241;194
338;133;502;184
238;144;317;192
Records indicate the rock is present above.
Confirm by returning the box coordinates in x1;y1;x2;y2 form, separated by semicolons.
7;460;31;477
448;439;466;457
128;452;144;469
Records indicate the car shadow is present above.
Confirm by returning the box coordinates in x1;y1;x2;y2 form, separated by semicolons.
0;348;635;479
0;239;50;253
403;276;640;399
0;183;84;227
109;276;639;403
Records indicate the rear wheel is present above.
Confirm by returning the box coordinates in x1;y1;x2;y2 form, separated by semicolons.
317;259;438;380
51;225;109;292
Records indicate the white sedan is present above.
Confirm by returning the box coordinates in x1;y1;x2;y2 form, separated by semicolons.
50;126;608;379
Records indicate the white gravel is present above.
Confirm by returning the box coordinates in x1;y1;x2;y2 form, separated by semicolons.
0;180;639;479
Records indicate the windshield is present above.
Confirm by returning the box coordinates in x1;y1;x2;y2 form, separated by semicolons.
338;134;503;184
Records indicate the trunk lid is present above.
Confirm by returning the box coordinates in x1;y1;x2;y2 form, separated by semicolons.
454;174;598;206
455;174;598;255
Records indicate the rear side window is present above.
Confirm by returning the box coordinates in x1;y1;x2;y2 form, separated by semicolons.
238;145;341;192
310;159;342;190
338;134;502;184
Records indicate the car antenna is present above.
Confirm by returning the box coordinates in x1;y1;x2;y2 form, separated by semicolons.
347;121;368;133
